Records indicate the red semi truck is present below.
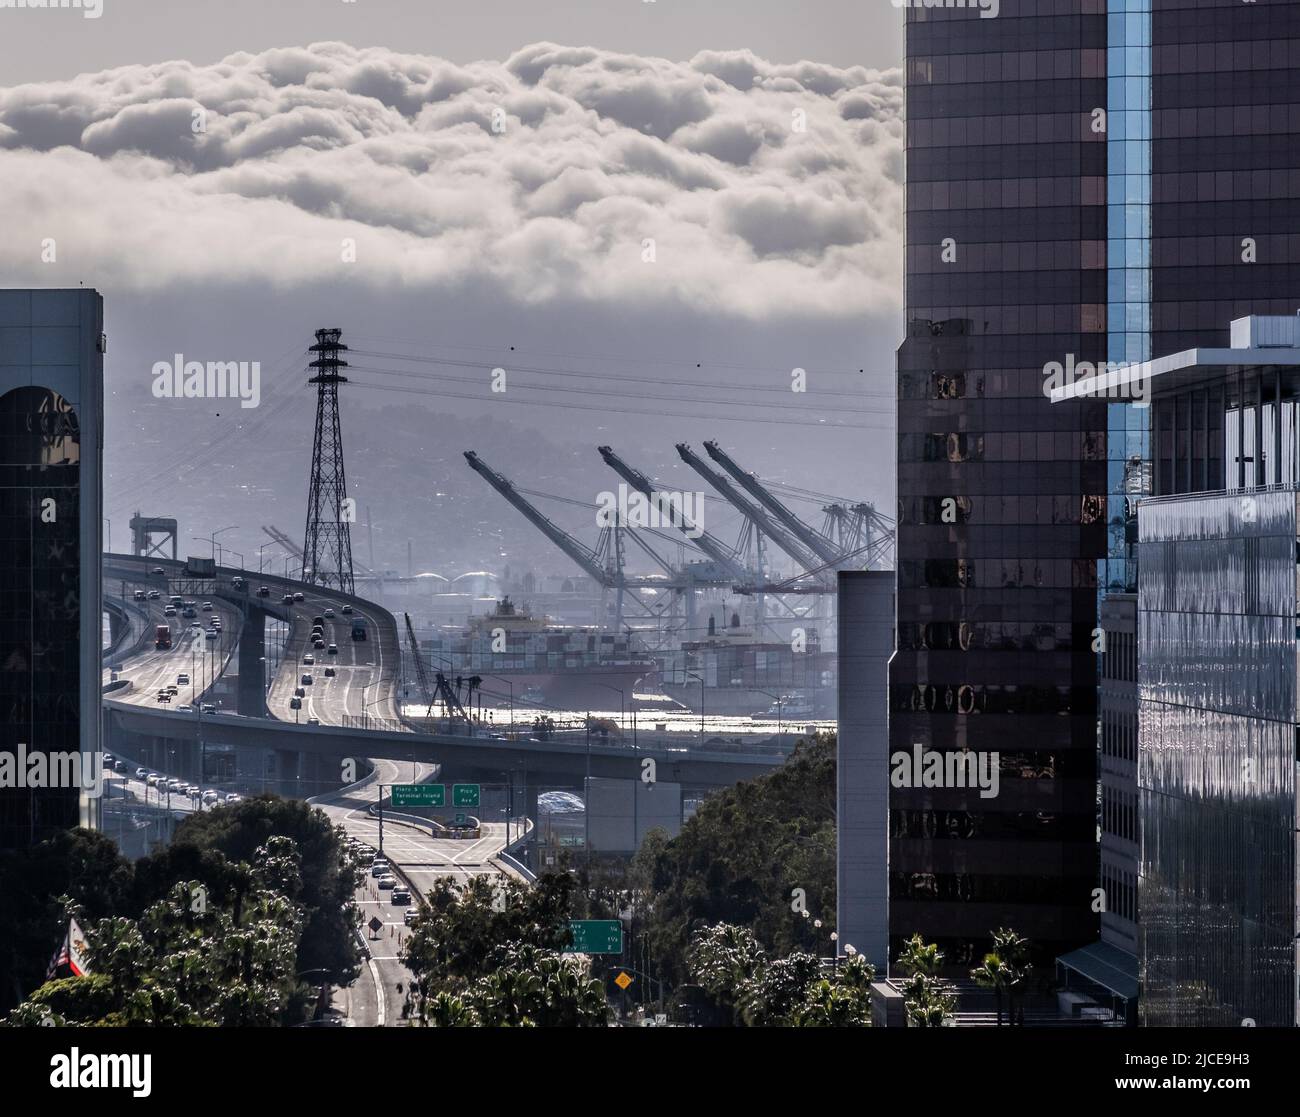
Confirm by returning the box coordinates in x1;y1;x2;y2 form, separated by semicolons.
155;624;172;650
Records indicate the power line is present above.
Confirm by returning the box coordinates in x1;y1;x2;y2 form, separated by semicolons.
348;375;888;430
348;346;891;398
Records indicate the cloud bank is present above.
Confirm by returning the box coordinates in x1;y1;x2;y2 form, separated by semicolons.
0;41;903;319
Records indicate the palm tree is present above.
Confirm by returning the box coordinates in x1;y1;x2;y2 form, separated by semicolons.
896;933;955;1027
970;951;1012;1026
988;927;1032;1025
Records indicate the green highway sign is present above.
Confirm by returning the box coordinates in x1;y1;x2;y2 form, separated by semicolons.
566;919;624;955
392;783;444;807
452;783;480;808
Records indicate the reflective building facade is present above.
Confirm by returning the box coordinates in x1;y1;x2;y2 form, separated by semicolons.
894;0;1300;985
0;290;104;848
1138;488;1297;1026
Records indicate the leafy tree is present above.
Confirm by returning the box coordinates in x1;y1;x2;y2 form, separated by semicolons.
0;829;134;1011
6;839;307;1027
158;797;361;984
633;734;836;987
792;955;876;1027
401;873;607;1027
684;922;873;1027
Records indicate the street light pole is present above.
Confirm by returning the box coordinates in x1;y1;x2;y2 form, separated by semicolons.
685;670;705;740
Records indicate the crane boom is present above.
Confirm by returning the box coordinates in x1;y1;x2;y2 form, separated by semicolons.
675;443;828;578
402;612;434;710
596;445;749;581
464;450;618;587
702;441;842;566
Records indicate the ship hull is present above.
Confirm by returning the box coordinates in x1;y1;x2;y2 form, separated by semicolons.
472;664;661;712
661;683;835;718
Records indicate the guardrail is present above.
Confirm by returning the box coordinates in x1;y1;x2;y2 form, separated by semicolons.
496;818;537;883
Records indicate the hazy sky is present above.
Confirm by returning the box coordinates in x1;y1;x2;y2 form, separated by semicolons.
0;1;905;574
0;1;903;84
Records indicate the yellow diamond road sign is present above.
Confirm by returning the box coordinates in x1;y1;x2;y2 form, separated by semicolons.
614;971;633;990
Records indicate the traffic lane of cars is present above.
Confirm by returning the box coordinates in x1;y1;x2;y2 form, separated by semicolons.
267;595;395;725
100;752;242;813
105;585;241;710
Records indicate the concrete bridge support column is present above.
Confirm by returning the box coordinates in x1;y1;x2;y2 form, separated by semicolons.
275;749;300;796
237;609;267;718
107;608;128;650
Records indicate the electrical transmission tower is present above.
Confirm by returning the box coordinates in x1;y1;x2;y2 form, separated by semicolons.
302;327;356;594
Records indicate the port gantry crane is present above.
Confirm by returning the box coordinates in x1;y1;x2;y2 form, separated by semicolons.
674;442;829;587
701;440;895;574
403;611;476;728
463;449;754;643
595;445;753;583
464;449;700;634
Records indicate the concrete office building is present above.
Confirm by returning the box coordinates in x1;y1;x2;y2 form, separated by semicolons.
0;289;104;848
836;571;894;972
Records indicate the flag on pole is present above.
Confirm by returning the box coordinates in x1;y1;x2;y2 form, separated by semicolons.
46;918;92;979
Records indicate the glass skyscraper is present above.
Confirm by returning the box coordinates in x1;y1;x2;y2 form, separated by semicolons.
0;289;104;849
892;0;1300;980
893;1;1108;971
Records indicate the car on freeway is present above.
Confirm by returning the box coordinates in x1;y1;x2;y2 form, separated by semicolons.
303;654;314;665
147;589;161;599
282;594;294;605
150;566;165;576
293;686;305;698
323;608;335;619
163;605;176;616
135;767;148;779
313;615;325;627
177;673;189;685
145;774;161;787
403;908;418;925
201;602;213;611
201;703;216;713
323;666;335;678
113;760;126;772
327;643;338;655
293;591;304;602
377;875;397;890
289;696;302;710
133;589;146;601
201;790;219;805
370;861;389;877
204;629;217;640
313;638;325;650
176;704;192;712
341;604;353;614
258;585;270;597
307;717;320;726
391;888;411;905
225;793;241;803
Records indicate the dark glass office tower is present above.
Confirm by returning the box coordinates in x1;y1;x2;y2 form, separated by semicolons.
1150;0;1300;357
0;290;104;849
892;2;1108;971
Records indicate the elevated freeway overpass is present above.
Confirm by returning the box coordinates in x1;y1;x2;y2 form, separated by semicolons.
101;551;796;864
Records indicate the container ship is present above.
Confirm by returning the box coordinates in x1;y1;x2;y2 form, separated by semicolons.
421;598;660;712
656;614;837;717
